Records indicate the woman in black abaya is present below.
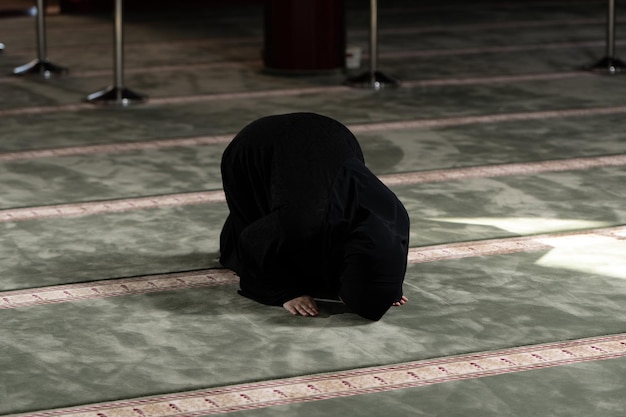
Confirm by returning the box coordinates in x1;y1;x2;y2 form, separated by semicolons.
219;113;410;321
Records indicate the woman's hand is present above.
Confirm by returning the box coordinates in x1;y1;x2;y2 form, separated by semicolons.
283;295;319;316
392;295;409;307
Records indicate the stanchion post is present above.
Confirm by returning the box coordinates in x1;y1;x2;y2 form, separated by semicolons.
345;0;399;89
583;0;625;74
86;0;147;105
12;0;68;78
368;0;378;82
607;0;616;58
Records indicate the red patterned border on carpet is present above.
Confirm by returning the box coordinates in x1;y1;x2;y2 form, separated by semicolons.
10;333;626;417
2;225;624;310
1;154;624;222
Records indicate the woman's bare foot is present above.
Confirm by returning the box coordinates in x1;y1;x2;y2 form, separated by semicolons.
392;295;409;307
283;295;319;316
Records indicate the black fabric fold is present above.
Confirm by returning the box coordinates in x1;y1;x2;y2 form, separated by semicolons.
219;112;409;320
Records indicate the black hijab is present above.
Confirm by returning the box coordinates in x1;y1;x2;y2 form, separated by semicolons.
219;113;409;320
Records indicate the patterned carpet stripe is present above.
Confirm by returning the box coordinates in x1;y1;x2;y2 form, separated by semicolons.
0;71;605;118
347;107;626;133
0;73;607;163
1;154;624;222
0;135;233;162
382;39;625;59
2;225;623;310
379;154;626;186
0;49;595;88
0;269;239;310
0;191;225;222
9;333;626;417
380;17;609;35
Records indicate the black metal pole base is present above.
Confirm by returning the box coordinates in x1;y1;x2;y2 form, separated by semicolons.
86;85;147;106
13;59;68;79
583;56;626;74
345;70;400;90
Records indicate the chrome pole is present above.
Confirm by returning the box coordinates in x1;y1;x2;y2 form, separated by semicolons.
369;0;377;80
583;0;624;74
86;0;147;105
114;0;124;94
13;0;68;78
346;0;399;89
36;0;46;61
606;0;615;58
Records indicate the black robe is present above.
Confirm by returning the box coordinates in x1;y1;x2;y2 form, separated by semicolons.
219;113;409;320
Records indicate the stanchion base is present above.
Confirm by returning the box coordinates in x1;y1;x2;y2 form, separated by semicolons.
345;70;400;90
0;43;5;52
583;56;625;75
86;86;147;106
13;59;68;79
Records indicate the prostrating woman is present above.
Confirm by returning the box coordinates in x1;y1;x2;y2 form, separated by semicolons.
219;113;410;321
